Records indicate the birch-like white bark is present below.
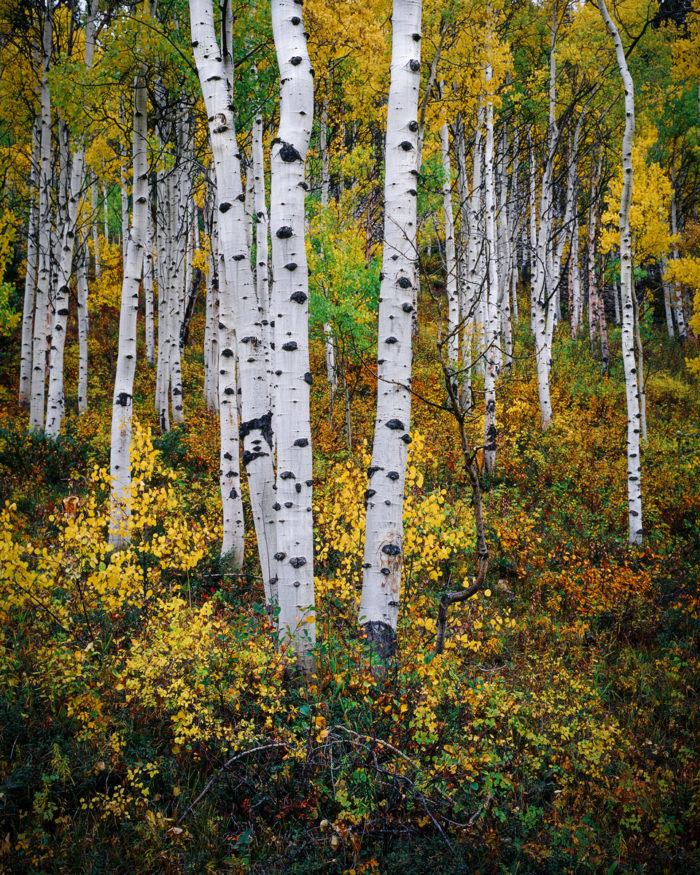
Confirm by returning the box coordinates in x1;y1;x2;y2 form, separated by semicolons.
45;0;98;438
144;196;155;364
270;0;316;667
77;233;89;414
19;117;40;408
440;119;459;367
190;0;277;595
29;8;53;432
91;177;101;279
599;0;643;546
669;175;687;340
108;73;148;548
483;72;500;471
360;0;422;658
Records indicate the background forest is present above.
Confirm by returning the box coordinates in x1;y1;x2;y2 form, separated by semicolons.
0;0;698;872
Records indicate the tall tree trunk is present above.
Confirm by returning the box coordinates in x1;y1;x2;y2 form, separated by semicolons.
270;0;316;669
144;196;155;365
190;0;278;597
29;7;53;432
77;232;89;414
108;73;148;548
360;0;422;661
483;68;500;471
19;117;41;409
440;117;459;367
599;0;643;546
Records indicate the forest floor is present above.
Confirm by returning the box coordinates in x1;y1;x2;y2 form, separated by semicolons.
0;295;698;873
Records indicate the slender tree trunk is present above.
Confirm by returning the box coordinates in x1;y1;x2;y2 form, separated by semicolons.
91;177;101;279
29;9;53;432
77;233;89;414
270;0;316;669
108;73;148;548
660;253;674;338
19;117;41;408
440;119;459;367
483;69;500;470
190;0;278;597
144;196;155;365
669;173;687;341
599;0;643;546
360;0;422;660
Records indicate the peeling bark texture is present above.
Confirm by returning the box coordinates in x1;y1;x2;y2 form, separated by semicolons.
360;0;422;662
29;8;53;432
271;0;316;670
108;73;148;548
599;0;643;546
190;0;277;593
19;117;40;409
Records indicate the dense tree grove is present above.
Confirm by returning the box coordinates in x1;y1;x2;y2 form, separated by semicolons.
0;0;698;870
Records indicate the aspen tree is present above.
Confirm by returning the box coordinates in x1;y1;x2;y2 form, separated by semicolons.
46;0;99;438
270;0;316;668
76;234;89;415
483;63;500;472
190;0;277;591
108;73;148;548
599;0;643;546
29;5;53;432
19;118;40;409
360;0;422;659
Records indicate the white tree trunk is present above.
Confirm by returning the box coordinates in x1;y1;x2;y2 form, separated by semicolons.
19;117;40;409
360;0;422;659
155;162;171;432
91;177;101;279
29;9;53;432
599;0;643;546
669;177;687;340
190;0;278;598
270;0;316;668
483;73;500;471
77;233;89;415
108;73;148;548
440;119;459;367
144;197;155;365
660;253;674;338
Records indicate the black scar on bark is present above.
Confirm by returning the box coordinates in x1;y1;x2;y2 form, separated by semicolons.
229;488;238;500
233;253;245;261
279;142;302;162
116;392;132;407
280;471;295;479
291;16;301;24
284;501;293;508
382;544;401;556
290;291;307;303
276;226;293;238
387;471;399;480
290;56;302;65
296;483;302;493
409;60;420;72
274;552;286;560
224;452;233;460
304;372;313;385
386;419;404;430
273;502;281;511
397;277;412;289
380;567;390;575
235;193;245;202
57;308;69;316
485;424;497;450
362;620;397;662
224;387;235;395
294;437;309;447
282;341;298;351
368;465;381;477
408;120;418;132
285;262;298;271
401;434;412;444
402;303;413;313
222;348;234;357
242;449;269;466
240;336;258;344
385;336;398;344
239;410;273;447
412;33;421;41
399;141;413;151
219;202;232;213
290;557;306;568
365;489;376;499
